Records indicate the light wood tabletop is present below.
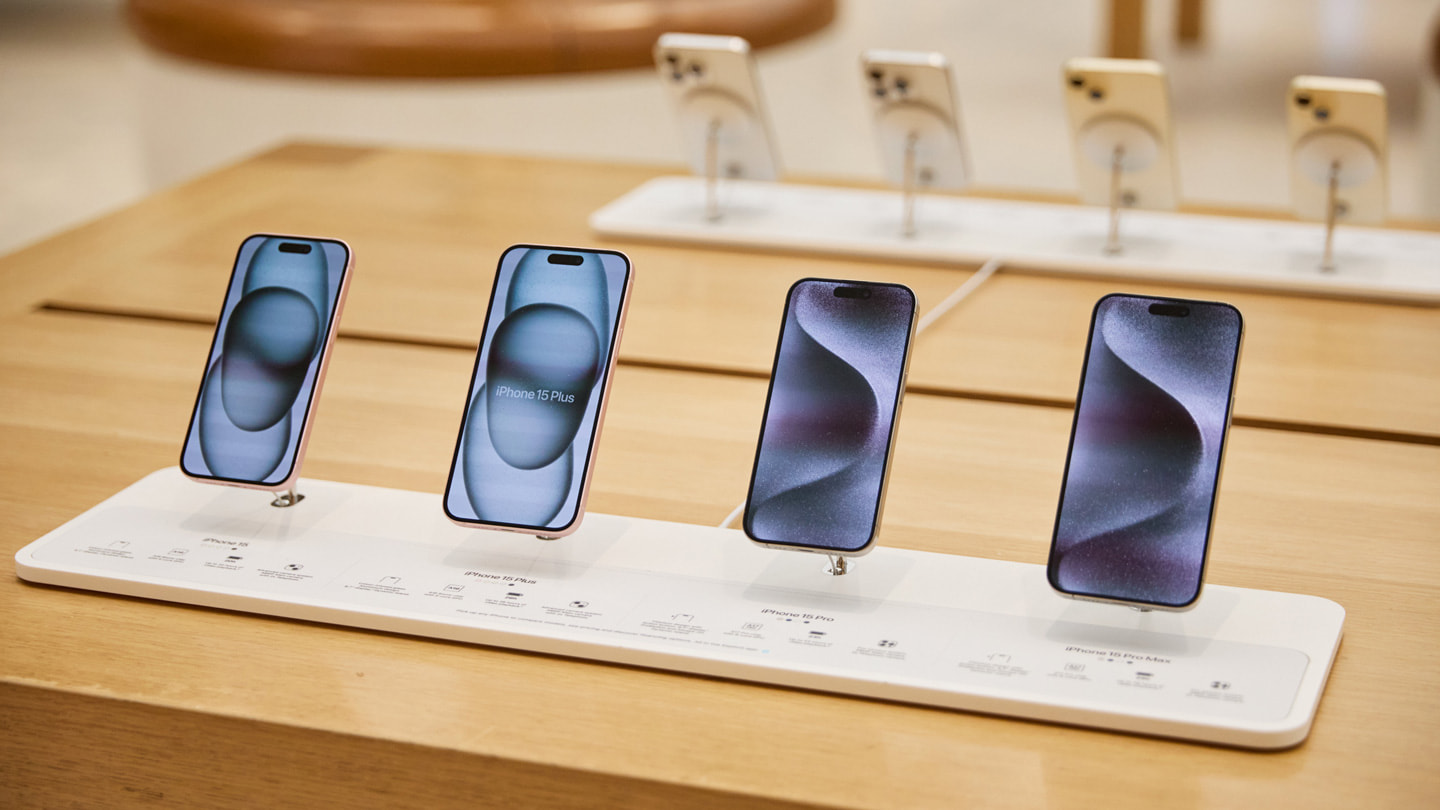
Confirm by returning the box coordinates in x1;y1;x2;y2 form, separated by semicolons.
22;143;1440;441
2;146;1438;809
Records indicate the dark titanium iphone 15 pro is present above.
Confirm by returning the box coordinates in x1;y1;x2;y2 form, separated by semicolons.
744;278;916;556
1048;293;1244;610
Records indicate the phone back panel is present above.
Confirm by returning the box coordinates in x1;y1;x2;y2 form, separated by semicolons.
1287;75;1388;223
862;50;969;190
1064;58;1178;210
655;33;780;181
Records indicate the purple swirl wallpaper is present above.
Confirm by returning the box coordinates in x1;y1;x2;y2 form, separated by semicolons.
745;279;915;553
180;236;347;486
1049;295;1243;607
444;247;630;532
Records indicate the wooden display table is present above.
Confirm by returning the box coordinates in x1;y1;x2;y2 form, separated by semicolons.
26;144;1440;439
1;146;1437;808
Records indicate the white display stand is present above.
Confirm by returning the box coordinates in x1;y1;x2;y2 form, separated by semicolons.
589;176;1440;303
15;468;1345;749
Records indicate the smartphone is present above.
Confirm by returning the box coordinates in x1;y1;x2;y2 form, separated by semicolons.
1063;58;1178;210
861;50;969;191
743;279;917;556
1047;294;1244;611
1287;75;1388;224
443;245;633;537
180;234;353;492
655;33;780;181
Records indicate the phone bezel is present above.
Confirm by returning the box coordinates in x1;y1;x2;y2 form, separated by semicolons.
441;243;633;538
1046;292;1245;611
179;233;353;494
742;277;917;557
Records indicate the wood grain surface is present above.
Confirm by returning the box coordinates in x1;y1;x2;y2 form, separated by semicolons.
23;144;1440;440
1;145;1438;809
1;310;1438;809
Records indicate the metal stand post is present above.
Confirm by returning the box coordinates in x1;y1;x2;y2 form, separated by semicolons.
1320;159;1341;273
270;488;304;508
704;117;722;222
825;555;850;576
1104;144;1126;256
901;130;920;238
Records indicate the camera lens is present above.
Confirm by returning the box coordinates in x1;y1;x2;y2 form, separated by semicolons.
1315;107;1330;121
1089;88;1104;101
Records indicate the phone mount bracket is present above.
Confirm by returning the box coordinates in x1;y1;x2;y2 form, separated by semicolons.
269;488;304;508
677;89;764;222
825;554;850;576
1293;131;1380;272
704;117;723;222
1077;116;1160;255
875;103;965;238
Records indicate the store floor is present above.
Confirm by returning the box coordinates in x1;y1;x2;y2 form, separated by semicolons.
2;0;1437;257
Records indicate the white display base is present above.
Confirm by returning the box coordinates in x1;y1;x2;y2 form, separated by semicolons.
590;176;1440;303
15;468;1345;749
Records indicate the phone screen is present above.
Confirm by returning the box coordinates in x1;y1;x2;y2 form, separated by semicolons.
444;245;632;534
180;235;350;488
1048;294;1243;608
744;279;916;554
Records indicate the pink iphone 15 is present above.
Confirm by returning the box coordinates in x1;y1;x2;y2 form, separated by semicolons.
443;244;634;538
180;234;353;493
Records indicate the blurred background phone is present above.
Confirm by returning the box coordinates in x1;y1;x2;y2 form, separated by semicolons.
862;49;970;192
1287;75;1388;224
655;33;780;183
1063;58;1179;211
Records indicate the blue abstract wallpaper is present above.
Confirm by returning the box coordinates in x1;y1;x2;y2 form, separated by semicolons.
1050;295;1242;607
746;280;915;552
181;236;346;486
445;248;629;531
